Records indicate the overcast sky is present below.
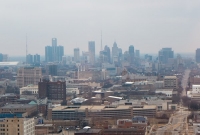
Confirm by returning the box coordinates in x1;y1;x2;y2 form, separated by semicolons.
1;0;200;56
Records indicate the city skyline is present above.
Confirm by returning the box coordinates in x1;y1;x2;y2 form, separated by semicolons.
0;0;200;56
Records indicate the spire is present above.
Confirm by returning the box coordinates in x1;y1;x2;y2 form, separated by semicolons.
26;33;28;64
101;30;102;51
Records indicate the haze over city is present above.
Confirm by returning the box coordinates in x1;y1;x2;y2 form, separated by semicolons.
2;0;200;135
1;0;200;56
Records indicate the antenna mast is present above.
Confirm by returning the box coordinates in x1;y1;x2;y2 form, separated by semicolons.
26;34;27;64
101;31;102;51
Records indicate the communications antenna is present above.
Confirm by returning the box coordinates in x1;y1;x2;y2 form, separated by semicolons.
26;34;28;64
101;31;102;51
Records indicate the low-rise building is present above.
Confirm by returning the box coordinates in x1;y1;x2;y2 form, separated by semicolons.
155;89;177;98
0;117;35;135
164;76;178;89
0;104;37;117
20;84;38;95
35;124;54;135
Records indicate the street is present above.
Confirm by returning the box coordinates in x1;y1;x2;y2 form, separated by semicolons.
155;69;191;135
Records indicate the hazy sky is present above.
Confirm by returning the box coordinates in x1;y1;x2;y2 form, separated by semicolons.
1;0;200;56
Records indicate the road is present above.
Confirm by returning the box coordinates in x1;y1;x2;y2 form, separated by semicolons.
181;69;190;97
155;69;191;135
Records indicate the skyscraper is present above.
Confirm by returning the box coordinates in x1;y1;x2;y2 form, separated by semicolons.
112;42;119;63
26;54;33;64
135;50;140;58
52;38;57;62
196;48;200;63
158;48;174;64
34;54;40;64
0;53;3;62
88;41;95;65
129;45;134;63
57;45;64;62
74;48;80;62
45;38;64;62
45;46;52;62
104;45;111;63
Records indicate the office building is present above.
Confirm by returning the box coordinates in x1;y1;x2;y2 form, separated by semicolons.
0;54;8;62
20;85;38;95
129;45;134;63
104;45;111;63
33;54;40;64
52;38;57;61
164;76;178;89
88;41;95;65
0;104;37;117
17;67;42;88
135;50;140;58
45;46;52;62
48;105;156;120
45;38;64;62
26;54;33;64
112;42;119;62
196;48;200;63
158;48;174;64
38;80;66;104
74;48;80;62
57;45;64;62
46;64;57;76
0;117;35;135
0;53;3;62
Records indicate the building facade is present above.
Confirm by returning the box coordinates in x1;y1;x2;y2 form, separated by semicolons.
17;67;42;88
38;80;66;104
88;41;95;65
0;117;35;135
158;48;174;64
45;38;64;62
74;48;80;62
164;76;178;89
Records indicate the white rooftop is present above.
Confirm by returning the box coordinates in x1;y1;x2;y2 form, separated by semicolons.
0;62;19;66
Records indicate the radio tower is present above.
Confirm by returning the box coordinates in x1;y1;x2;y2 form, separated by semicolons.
26;34;28;64
101;31;102;51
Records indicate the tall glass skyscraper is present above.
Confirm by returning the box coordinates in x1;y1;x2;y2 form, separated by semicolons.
45;38;64;62
88;41;95;65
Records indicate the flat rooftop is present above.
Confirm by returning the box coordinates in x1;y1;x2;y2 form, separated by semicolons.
164;76;177;79
0;62;19;66
1;104;36;109
75;129;101;133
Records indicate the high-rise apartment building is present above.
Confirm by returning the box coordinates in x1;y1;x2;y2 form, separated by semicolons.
34;54;40;64
17;67;42;88
158;48;174;64
74;48;80;62
45;38;64;62
196;48;200;63
0;117;35;135
26;54;33;64
88;41;95;65
38;80;66;104
129;45;134;63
